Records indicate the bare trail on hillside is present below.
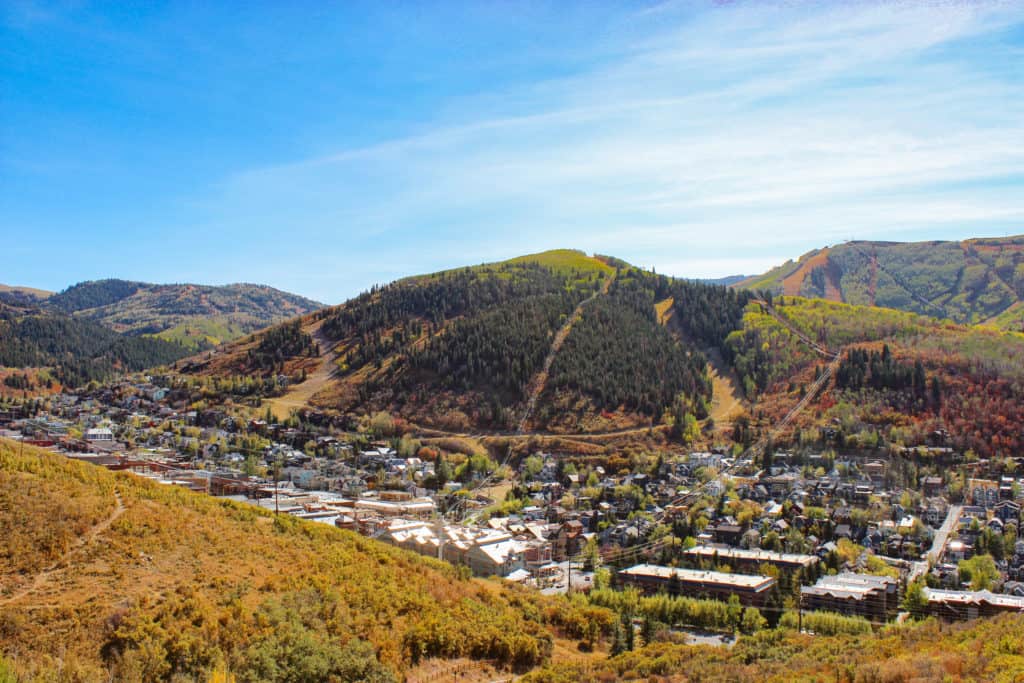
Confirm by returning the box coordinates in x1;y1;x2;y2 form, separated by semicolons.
515;273;614;433
1;490;125;605
265;322;341;419
657;296;746;427
704;347;745;425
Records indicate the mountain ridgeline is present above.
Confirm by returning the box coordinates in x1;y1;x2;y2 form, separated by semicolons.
47;279;323;348
736;235;1024;329
0;278;322;394
189;250;752;433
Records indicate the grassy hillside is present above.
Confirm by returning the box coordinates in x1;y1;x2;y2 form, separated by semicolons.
736;236;1024;328
403;249;615;284
47;279;323;349
0;439;611;682
505;249;615;275
0;284;52;304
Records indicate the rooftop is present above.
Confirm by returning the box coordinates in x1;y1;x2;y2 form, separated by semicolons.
620;563;775;591
684;545;819;567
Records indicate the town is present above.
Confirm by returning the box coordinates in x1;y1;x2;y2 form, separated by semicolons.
5;370;1024;633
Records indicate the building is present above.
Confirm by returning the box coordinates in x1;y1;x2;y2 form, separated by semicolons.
84;427;114;441
618;563;776;607
968;479;999;508
994;500;1021;525
801;572;899;622
375;519;537;578
924;588;1024;621
684;545;819;574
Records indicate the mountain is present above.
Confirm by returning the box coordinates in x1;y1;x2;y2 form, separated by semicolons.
0;439;603;681
699;274;748;287
735;235;1024;329
723;294;1024;458
178;246;1024;460
0;284;52;308
46;279;323;349
181;249;751;433
0;302;191;393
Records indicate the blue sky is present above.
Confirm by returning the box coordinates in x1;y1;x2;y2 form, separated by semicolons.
2;1;1023;304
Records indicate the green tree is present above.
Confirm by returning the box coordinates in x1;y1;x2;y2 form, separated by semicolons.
726;594;743;631
902;579;929;619
959;554;1000;591
740;607;767;634
610;619;626;657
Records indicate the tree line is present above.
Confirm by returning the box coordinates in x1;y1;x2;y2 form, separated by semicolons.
0;312;189;387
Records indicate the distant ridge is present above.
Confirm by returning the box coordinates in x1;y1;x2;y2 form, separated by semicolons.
734;235;1024;329
699;274;747;287
46;278;323;348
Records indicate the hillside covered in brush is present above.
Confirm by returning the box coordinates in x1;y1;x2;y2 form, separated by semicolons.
8;440;1024;682
522;613;1024;682
181;250;752;433
726;295;1024;458
736;235;1024;329
47;279;323;349
0;439;611;682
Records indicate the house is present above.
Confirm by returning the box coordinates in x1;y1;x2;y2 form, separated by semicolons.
84;427;114;442
763;473;797;498
864;461;886;482
552;520;584;561
467;539;526;577
922;499;949;527
923;476;944;497
946;539;972;562
995;500;1021;525
709;523;744;546
969;479;1000;509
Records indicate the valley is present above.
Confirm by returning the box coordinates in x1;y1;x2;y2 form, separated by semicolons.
5;245;1024;682
9;3;1024;679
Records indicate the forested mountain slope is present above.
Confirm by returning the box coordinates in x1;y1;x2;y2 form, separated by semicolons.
47;279;323;349
0;303;190;393
736;235;1024;329
726;295;1024;457
181;250;752;434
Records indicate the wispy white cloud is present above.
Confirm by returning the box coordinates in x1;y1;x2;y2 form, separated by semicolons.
202;1;1024;297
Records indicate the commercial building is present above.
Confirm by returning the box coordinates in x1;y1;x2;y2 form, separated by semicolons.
924;589;1024;621
684;545;819;574
618;563;776;607
801;572;899;622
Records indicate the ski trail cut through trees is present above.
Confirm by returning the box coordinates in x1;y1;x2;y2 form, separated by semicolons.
515;273;614;434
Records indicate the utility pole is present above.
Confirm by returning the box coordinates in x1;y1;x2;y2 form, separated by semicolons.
798;591;803;633
273;455;282;515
